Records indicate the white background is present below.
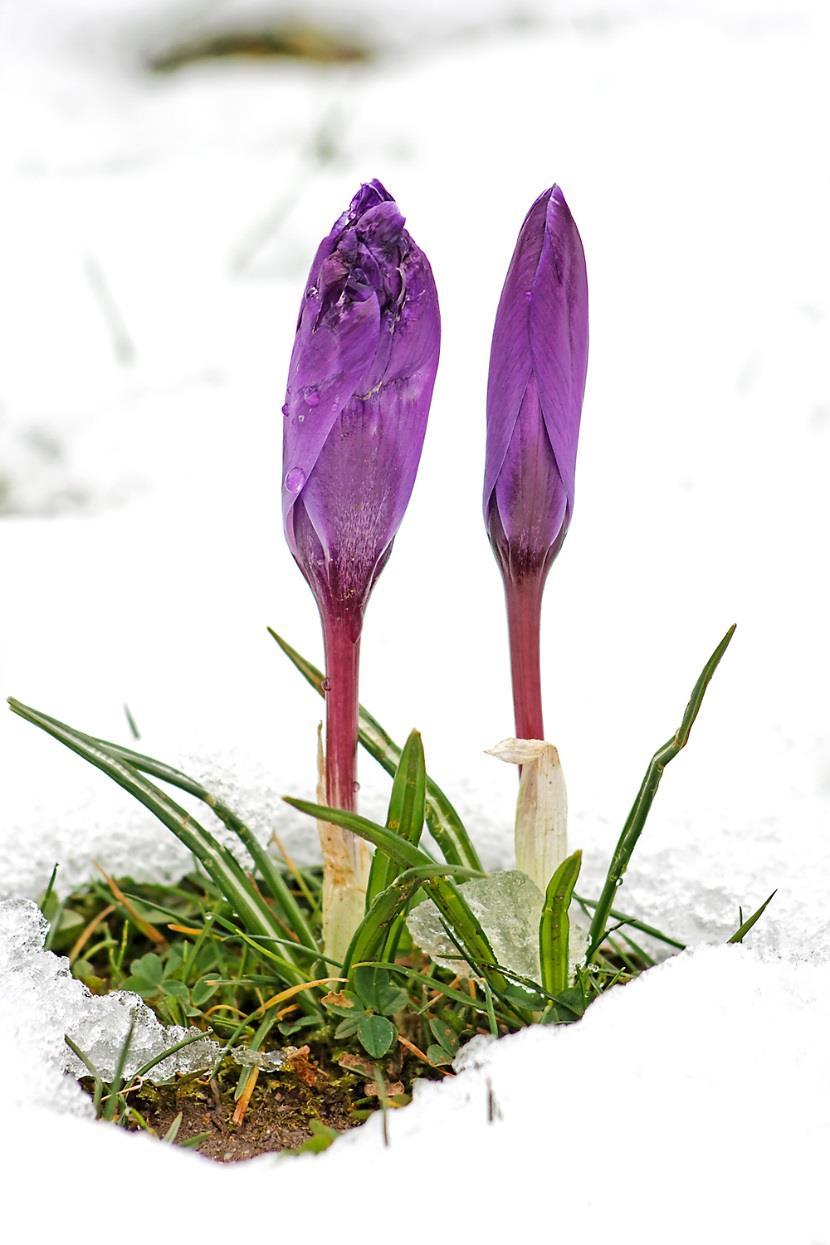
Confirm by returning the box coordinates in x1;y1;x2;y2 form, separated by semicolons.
1;2;829;1240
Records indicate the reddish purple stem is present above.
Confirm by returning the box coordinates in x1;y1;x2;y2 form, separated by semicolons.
322;613;361;812
504;572;546;741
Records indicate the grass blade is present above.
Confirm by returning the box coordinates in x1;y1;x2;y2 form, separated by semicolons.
102;1018;135;1121
728;891;776;944
15;705;318;954
539;850;582;996
574;895;686;951
284;794;510;995
269;628;481;869
131;1031;216;1082
284;796;433;871
162;1113;183;1144
366;729;427;907
38;863;59;915
64;1035;105;1116
9;698;320;1010
586;625;735;963
344;863;477;974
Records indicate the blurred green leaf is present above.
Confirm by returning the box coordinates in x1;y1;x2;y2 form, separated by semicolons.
287;1119;341;1156
130;953;164;986
191;979;219;1007
334;1015;361;1040
428;1017;459;1056
425;1044;454;1067
357;1014;396;1059
162;980;190;1003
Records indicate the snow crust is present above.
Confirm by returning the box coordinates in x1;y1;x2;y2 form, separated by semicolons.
1;0;829;1241
0;899;220;1103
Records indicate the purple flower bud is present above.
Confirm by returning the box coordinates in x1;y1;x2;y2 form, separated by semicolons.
483;185;588;581
483;186;588;742
282;179;440;630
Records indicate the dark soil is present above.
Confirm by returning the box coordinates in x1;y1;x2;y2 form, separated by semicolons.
119;1044;415;1162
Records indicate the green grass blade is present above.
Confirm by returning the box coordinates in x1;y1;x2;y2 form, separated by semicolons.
616;930;656;969
269;628;481;869
344;863;477;975
233;1009;279;1104
131;1031;216;1081
417;875;515;1001
574;895;686;951
539;850;582;996
586;625;735;963
284;796;433;871
16;706;318;955
109;751;317;952
284;794;509;997
728;890;776;944
366;729;427;907
162;1113;183;1144
64;1035;105;1115
102;1018;135;1121
9;699;319;1009
38;863;59;914
387;964;494;1015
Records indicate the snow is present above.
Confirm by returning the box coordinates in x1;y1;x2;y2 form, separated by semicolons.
1;0;829;1240
0;898;222;1099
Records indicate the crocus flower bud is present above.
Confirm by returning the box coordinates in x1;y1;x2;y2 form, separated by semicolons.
283;179;440;633
281;180;440;962
483;185;588;740
484;185;588;579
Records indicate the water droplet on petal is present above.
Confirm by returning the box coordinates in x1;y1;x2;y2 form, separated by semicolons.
352;781;361;794
281;403;289;417
305;285;318;300
297;413;305;423
284;468;305;493
524;289;533;302
304;388;320;408
321;677;331;692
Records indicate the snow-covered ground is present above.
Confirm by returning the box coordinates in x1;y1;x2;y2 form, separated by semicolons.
1;1;829;1240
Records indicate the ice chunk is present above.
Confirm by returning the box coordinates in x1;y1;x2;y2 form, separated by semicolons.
0;897;221;1107
230;1047;285;1072
407;870;587;985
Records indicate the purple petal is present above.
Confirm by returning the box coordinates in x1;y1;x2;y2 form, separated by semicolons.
483;190;550;517
282;289;380;530
282;181;440;615
483;184;588;574
491;376;569;570
287;366;436;614
529;186;588;513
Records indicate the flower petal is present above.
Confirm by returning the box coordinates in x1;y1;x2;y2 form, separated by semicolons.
528;186;588;515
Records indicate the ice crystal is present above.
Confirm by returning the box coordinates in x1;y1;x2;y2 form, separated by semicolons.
406;870;587;985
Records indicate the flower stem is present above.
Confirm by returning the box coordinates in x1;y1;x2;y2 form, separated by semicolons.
322;613;361;813
319;612;371;964
504;572;546;741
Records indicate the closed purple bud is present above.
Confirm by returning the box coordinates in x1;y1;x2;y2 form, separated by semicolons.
282;179;440;629
483;186;588;743
483;185;588;580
